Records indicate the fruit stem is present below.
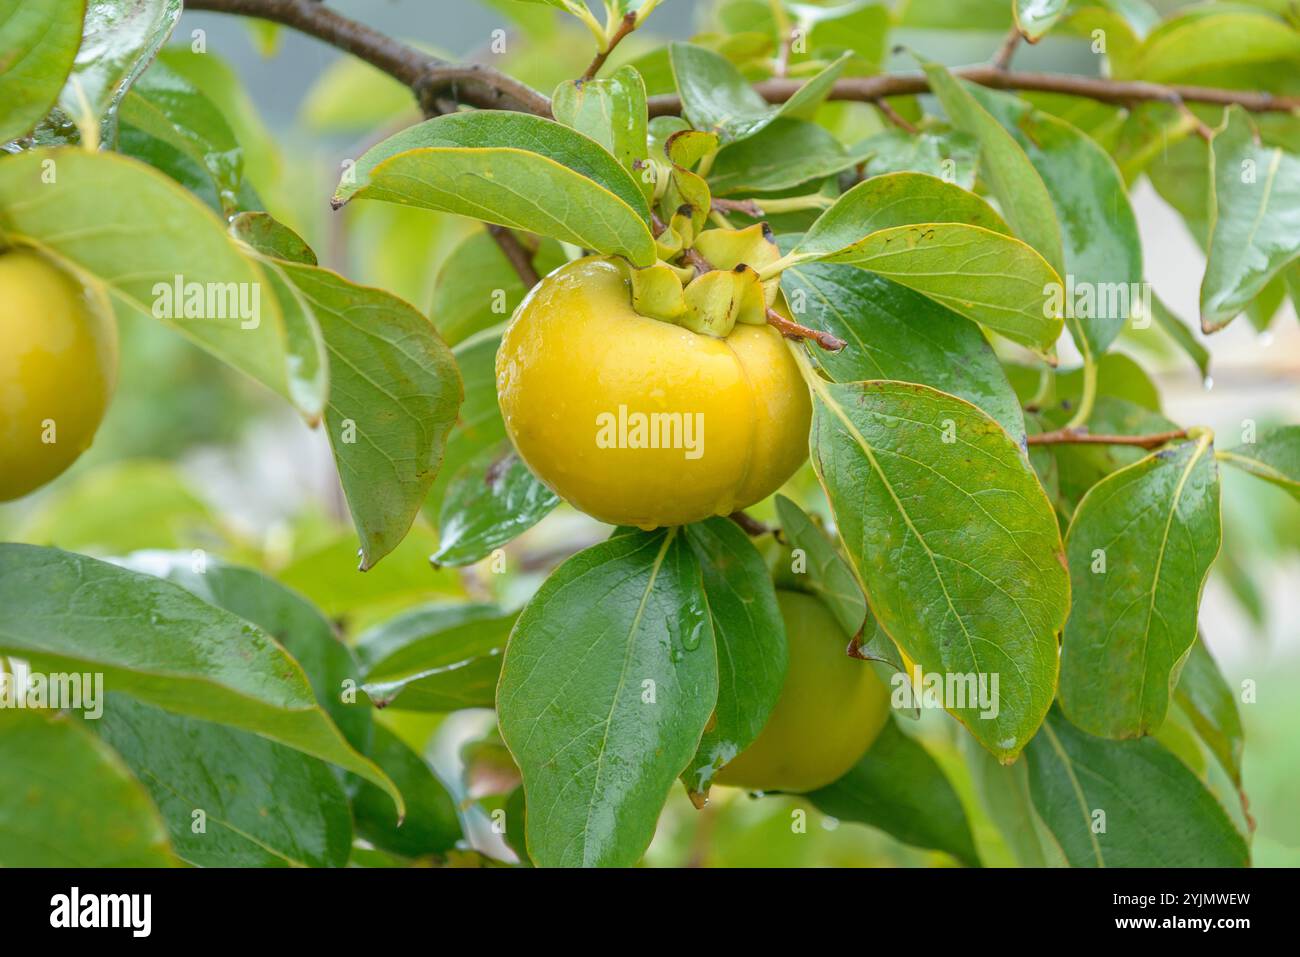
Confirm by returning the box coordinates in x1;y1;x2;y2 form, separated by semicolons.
728;510;773;537
766;307;845;352
754;194;836;214
756;252;802;282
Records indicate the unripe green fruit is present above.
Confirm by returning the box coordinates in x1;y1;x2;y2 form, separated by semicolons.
715;589;891;793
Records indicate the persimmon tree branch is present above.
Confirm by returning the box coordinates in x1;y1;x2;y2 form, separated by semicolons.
486;225;541;288
187;0;1300;120
580;11;637;82
651;68;1300;115
992;27;1021;71
186;0;551;116
1027;427;1190;448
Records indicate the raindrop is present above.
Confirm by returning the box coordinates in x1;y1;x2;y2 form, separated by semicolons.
1258;331;1274;348
1202;375;1214;392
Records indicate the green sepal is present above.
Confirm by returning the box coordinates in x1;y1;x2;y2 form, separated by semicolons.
629;262;687;323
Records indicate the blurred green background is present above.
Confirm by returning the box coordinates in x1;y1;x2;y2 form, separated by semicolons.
3;0;1296;867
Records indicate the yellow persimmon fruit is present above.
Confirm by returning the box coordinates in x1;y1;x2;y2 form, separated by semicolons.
714;589;891;793
495;257;811;528
0;248;117;501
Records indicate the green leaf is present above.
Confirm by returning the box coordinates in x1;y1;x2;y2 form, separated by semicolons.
431;444;560;568
808;719;980;866
277;261;462;568
497;528;718;867
333;111;655;266
806;378;1069;760
773;495;866;637
0;0;85;144
922;62;1066;277
1014;0;1069;40
118;58;249;216
0;709;176;867
95;695;353;867
0;544;403;814
552;64;651;198
1026;709;1250;867
430;230;564;346
0;148;300;411
358;602;515;711
774;50;852;120
680;518;787;800
855;127;979;190
1125;9;1300;83
964;84;1142;358
54;0;182;145
1219;424;1300;499
706;117;868;195
796;172;1011;255
962;738;1066;867
780;258;1025;442
1149;294;1211;382
796;222;1064;355
1059;433;1222;738
119;551;372;752
669;41;775;143
229;211;316;265
1175;635;1244;787
426;332;508;515
1202;106;1300;331
351;725;462;859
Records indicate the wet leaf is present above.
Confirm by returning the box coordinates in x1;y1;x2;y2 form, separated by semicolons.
807;378;1068;760
1059;433;1222;738
497;528;717;867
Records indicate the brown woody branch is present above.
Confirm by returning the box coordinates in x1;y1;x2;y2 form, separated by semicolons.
486;225;541;287
992;27;1022;71
766;307;846;352
728;510;772;537
188;0;1300;121
650;68;1300;115
1027;427;1189;449
580;12;637;83
186;0;551;116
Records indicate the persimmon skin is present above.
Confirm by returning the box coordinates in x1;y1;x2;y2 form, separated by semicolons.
714;589;891;793
495;257;811;528
0;249;117;501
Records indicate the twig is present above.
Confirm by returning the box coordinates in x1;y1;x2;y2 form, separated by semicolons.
681;247;712;276
487;225;541;288
992;26;1021;71
872;98;918;134
1027;427;1189;449
766;307;846;352
580;12;637;82
728;510;772;537
648;68;1300;116
186;0;551;116
190;0;1300;119
710;197;764;218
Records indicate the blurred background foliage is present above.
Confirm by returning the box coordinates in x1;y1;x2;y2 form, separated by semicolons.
4;0;1297;866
